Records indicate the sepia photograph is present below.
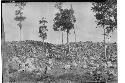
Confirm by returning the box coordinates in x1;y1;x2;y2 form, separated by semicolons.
1;0;117;83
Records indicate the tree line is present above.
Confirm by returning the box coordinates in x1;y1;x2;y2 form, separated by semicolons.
3;1;117;62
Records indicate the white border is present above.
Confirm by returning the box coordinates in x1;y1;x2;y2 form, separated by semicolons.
118;0;125;83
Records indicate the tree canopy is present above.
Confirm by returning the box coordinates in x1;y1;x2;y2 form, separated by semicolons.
53;5;76;44
53;8;76;32
91;0;117;35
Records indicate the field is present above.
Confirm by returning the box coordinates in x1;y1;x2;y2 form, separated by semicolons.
2;40;117;83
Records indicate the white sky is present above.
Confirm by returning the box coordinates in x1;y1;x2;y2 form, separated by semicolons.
2;2;117;44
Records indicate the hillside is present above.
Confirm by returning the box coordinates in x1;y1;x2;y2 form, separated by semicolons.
3;40;117;83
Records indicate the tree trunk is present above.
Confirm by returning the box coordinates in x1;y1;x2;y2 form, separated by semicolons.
66;29;70;54
67;30;69;44
103;27;109;82
43;38;47;75
43;39;45;52
19;11;22;41
74;28;76;42
62;31;63;44
104;28;106;60
20;28;21;41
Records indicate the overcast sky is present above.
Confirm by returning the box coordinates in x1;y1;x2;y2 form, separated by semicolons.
2;2;117;44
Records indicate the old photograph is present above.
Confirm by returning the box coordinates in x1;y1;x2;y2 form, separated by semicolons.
1;0;117;83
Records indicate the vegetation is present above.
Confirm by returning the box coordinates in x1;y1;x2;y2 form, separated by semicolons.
91;0;117;59
14;2;26;41
53;3;76;44
54;2;64;44
4;40;117;83
39;17;48;45
2;1;117;83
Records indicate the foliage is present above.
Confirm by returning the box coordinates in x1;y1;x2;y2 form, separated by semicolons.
53;9;76;32
55;2;63;10
14;2;27;41
39;17;48;42
53;4;76;43
91;0;117;35
14;2;26;30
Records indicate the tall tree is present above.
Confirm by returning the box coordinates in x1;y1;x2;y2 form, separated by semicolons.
70;4;77;43
91;0;117;59
54;2;64;44
39;17;48;74
14;2;26;41
53;4;76;44
39;17;48;47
